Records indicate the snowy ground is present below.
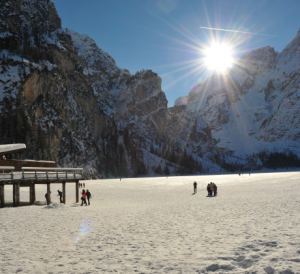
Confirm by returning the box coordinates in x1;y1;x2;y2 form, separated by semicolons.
0;172;300;274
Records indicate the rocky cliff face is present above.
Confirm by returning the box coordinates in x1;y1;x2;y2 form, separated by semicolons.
0;0;217;177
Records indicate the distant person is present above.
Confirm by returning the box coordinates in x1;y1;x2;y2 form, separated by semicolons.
209;182;215;196
193;181;197;194
83;183;86;188
81;189;87;206
57;190;63;203
213;183;218;196
208;183;212;196
207;183;210;196
45;191;51;203
86;189;92;205
209;182;218;196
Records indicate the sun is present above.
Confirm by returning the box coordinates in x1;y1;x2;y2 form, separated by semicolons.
204;43;234;73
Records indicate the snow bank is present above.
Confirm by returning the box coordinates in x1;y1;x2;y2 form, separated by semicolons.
45;203;67;209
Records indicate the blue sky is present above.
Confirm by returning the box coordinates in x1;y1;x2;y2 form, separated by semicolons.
52;0;300;106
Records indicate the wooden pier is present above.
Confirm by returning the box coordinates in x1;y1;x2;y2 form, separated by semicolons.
0;144;83;207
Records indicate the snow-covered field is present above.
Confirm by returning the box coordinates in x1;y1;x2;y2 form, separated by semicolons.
0;172;299;274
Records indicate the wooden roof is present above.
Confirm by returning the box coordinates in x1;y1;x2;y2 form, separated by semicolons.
0;144;26;155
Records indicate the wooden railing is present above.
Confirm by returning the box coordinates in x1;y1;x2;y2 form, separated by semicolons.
21;167;83;181
0;167;83;182
0;166;15;181
0;166;15;171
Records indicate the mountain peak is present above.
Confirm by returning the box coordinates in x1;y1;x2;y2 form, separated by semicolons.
0;0;61;37
280;27;300;56
234;45;277;74
276;28;300;71
240;46;277;62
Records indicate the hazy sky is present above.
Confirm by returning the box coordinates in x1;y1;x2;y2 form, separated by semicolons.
52;0;300;106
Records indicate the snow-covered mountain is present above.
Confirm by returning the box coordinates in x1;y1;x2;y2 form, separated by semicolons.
176;30;300;169
0;0;218;178
0;0;299;177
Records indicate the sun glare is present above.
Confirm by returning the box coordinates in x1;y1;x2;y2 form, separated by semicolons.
204;43;234;73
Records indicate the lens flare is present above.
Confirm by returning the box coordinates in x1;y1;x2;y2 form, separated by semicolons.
204;43;234;73
75;217;95;243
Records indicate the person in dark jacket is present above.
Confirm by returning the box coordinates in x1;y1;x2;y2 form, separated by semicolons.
207;183;211;195
209;182;215;196
45;191;51;203
213;183;218;196
193;181;197;194
86;189;92;205
57;190;63;203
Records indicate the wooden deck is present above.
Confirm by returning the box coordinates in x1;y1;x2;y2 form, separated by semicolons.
0;144;84;208
0;166;84;207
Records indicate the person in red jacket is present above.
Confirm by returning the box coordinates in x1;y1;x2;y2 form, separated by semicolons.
81;189;87;206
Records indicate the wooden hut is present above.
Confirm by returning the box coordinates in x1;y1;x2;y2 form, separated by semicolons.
0;144;83;207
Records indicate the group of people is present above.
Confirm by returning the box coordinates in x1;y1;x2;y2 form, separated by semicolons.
193;181;218;196
44;188;92;206
79;182;86;188
81;189;92;206
44;190;63;203
207;182;217;196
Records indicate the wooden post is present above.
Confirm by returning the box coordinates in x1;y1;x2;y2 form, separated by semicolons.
47;183;51;205
0;184;4;208
16;182;20;207
13;182;20;207
29;183;33;205
13;183;16;206
76;180;79;203
62;181;66;204
33;182;36;202
30;182;35;205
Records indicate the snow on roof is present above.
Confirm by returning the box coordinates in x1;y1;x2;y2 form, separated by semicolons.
0;144;26;154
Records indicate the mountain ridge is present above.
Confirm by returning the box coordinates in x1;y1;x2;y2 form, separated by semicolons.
175;28;300;166
1;0;300;177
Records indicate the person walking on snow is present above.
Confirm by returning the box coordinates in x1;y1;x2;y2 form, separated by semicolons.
86;189;92;205
57;190;63;203
81;189;87;206
193;181;197;194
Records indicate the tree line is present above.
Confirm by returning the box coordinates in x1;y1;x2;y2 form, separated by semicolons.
0;97;52;161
